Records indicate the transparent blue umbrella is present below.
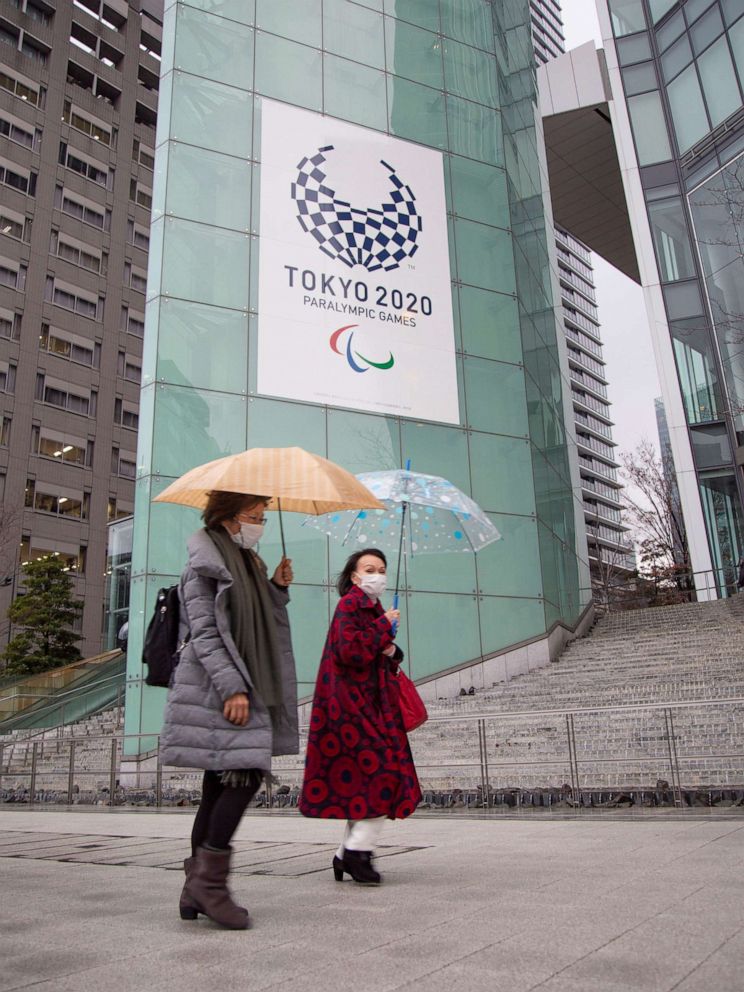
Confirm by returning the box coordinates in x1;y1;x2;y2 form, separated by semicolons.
302;467;501;602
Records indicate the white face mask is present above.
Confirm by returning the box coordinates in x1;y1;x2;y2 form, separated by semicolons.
231;522;264;550
355;572;387;601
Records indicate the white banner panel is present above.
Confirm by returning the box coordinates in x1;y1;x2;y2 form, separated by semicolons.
257;100;459;424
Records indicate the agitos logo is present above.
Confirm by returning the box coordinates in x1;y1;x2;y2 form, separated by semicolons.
330;324;394;373
291;145;422;273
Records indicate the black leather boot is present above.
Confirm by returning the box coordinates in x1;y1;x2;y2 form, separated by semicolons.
179;855;197;919
336;849;382;885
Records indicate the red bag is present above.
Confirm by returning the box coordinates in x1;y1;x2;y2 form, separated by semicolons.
396;670;428;732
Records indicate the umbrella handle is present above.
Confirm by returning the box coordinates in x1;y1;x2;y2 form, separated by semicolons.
392;592;399;636
278;497;286;559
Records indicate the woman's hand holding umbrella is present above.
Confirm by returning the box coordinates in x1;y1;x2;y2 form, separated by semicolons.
272;556;294;587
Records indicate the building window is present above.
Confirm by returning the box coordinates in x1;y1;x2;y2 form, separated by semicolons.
114;398;139;430
127;220;150;250
50;231;106;275
0;68;42;106
121;306;145;337
129;178;152;210
32;425;92;467
35;374;96;416
45;276;103;320
117;350;141;383
111;446;136;479
39;324;100;368
0;160;36;196
21;544;86;574
124;262;147;294
0;113;39;150
58;142;112;189
0;208;29;242
0;309;20;340
55;186;110;231
0;363;17;394
25;479;90;520
132;138;155;170
608;0;647;37
62;100;113;146
1;416;10;446
647;197;696;282
627;91;673;165
0;260;26;291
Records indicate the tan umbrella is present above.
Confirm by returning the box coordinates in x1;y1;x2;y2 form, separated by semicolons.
153;446;384;555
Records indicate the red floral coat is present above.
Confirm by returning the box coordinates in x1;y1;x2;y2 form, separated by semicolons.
299;584;421;820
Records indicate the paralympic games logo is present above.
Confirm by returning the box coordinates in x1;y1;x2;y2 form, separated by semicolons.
330;324;394;373
291;146;422;273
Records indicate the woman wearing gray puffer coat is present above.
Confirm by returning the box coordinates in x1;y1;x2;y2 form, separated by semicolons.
160;490;299;930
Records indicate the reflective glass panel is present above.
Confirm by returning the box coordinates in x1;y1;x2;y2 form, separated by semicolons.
385;18;443;89
440;0;495;51
153;298;249;394
476;512;542;598
388;76;447;149
455;218;515;294
152;384;247;477
459;286;522;364
649;0;677;22
323;0;385;69
690;424;732;469
170;71;253;159
469;433;535;515
690;6;724;54
254;32;322;112
247;397;327;454
174;5;254;90
161;218;251;310
177;0;255;22
622;62;658;95
697;36;741;127
661;34;693;82
465;354;529;435
627;91;673;164
656;9;685;49
256;0;322;47
165;143;251;231
667;64;710;151
406;590;482;678
384;0;439;31
443;39;498;107
647;197;696;281
730;16;744;80
616;33;653;64
670;317;723;423
323;54;387;131
478;595;545;655
608;0;646;35
449;157;507;227
447;95;502;165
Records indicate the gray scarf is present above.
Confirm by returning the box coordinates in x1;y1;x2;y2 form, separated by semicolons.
207;528;283;722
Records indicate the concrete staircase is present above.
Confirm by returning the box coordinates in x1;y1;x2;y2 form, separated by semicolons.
3;598;744;802
0;706;124;799
404;596;744;792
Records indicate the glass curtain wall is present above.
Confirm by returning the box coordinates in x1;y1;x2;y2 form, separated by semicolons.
125;0;586;749
606;0;744;592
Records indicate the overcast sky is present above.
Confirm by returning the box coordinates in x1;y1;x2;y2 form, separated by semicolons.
559;3;663;463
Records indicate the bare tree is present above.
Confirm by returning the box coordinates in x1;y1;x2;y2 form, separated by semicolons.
620;440;690;589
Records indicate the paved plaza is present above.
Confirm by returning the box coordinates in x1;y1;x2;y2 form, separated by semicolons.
0;808;742;992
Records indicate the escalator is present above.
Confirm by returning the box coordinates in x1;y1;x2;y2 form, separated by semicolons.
0;652;126;733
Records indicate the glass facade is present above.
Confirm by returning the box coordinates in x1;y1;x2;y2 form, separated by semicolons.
125;0;589;748
604;0;744;592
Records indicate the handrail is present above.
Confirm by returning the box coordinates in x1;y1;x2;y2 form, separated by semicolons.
2;670;123;705
4;694;743;747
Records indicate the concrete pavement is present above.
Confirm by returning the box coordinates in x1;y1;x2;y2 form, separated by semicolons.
0;808;743;992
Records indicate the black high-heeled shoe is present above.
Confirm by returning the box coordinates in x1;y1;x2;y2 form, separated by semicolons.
332;849;382;885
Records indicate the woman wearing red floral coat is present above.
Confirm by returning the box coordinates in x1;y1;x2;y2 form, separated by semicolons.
299;548;421;884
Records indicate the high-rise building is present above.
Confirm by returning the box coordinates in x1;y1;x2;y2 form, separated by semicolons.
596;0;744;593
530;1;636;580
0;0;162;656
123;0;594;750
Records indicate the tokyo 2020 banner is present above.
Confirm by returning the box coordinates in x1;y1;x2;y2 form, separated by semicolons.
257;99;459;424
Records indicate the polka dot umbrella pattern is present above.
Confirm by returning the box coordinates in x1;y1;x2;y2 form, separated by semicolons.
301;468;501;557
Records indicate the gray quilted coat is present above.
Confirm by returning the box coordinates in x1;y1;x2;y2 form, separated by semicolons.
159;529;299;772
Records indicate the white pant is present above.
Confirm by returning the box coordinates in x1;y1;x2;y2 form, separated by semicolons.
336;817;385;857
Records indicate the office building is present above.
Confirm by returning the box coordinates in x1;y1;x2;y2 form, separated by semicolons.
124;0;594;748
595;0;744;591
531;0;635;579
0;0;163;656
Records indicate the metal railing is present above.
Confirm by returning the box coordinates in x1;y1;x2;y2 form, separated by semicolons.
2;696;743;812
